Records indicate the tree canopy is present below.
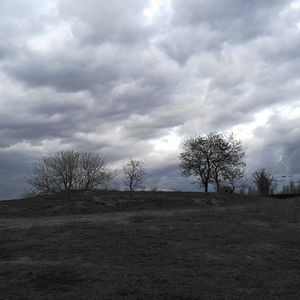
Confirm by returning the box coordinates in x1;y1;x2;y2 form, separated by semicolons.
27;150;116;194
179;132;246;192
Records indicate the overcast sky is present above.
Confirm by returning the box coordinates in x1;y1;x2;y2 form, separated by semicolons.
0;0;300;198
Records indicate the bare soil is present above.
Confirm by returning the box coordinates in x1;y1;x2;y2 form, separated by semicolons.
0;191;300;299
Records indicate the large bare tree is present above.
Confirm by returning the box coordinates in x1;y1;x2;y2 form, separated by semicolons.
122;159;145;198
27;150;116;194
179;132;246;192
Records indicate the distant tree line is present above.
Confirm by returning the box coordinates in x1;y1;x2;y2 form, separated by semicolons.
27;151;146;198
26;131;294;197
250;169;300;196
281;180;300;194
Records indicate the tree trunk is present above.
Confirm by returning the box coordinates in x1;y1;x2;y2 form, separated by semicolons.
216;180;220;192
129;185;133;199
204;182;208;192
215;170;220;192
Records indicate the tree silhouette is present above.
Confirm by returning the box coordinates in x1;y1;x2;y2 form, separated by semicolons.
179;132;246;192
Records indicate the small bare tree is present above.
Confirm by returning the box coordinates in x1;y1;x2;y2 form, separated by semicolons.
122;159;145;198
252;168;273;196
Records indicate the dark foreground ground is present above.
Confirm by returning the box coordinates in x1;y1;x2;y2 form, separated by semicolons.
0;191;300;299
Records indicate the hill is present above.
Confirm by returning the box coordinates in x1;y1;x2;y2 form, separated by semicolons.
0;191;300;299
0;190;251;218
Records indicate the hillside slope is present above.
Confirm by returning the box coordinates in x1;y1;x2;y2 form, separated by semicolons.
0;191;300;299
0;190;251;218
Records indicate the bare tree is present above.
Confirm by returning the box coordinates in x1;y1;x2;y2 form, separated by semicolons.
27;150;116;194
220;167;248;193
50;150;81;190
28;157;60;193
212;133;246;192
179;132;246;192
148;181;160;192
122;159;145;198
179;135;215;192
78;152;116;190
252;168;273;196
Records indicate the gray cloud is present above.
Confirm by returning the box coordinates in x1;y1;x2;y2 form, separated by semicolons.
251;110;300;177
159;0;288;63
59;0;151;45
171;0;285;40
0;0;299;198
0;148;37;199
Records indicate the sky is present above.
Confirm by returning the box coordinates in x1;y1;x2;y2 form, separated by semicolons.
0;0;300;198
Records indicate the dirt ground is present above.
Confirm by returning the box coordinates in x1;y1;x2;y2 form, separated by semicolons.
0;191;300;299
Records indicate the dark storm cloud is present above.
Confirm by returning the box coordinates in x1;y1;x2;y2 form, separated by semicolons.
251;111;300;176
5;47;119;92
5;40;180;119
0;148;37;199
0;87;94;147
0;0;299;198
160;0;287;62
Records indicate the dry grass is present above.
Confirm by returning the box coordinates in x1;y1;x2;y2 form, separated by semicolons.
0;191;299;299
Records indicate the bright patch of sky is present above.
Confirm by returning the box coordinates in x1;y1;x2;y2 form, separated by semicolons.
27;23;73;53
143;0;172;28
290;0;300;9
232;109;275;143
143;0;161;25
149;127;181;153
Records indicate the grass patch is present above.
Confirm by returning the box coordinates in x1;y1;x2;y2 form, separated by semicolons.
0;193;299;298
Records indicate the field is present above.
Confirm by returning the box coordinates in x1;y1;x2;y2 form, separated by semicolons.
0;191;300;299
